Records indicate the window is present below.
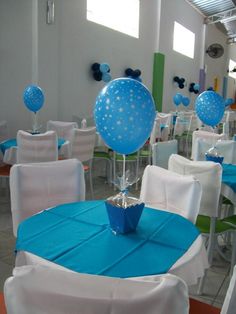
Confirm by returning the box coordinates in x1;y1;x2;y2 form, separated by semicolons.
228;59;236;79
87;0;140;38
173;22;195;59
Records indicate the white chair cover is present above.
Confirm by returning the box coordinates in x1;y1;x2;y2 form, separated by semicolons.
221;265;236;314
4;264;189;314
152;139;178;169
140;165;202;223
46;120;78;142
173;112;200;137
194;139;236;164
72;115;95;128
168;154;222;218
154;117;170;142
16;130;58;163
191;130;227;160
70;127;96;162
10;159;85;236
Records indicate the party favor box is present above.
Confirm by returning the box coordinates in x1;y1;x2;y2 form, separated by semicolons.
105;193;144;234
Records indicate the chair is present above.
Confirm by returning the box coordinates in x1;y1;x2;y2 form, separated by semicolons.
168;154;232;266
173;112;201;157
93;132;112;185
137;118;160;166
4;264;189;314
16;130;58;163
189;264;236;314
70;127;96;198
72;115;95;128
137;114;170;167
191;130;227;160
156;112;172;141
152;139;178;169
140;165;202;223
10;159;85;236
46;120;78;142
194;138;236;164
112;151;139;190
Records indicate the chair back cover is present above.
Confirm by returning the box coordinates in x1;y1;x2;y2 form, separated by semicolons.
152;140;178;169
191;130;227;160
168;154;222;217
17;130;58;163
221;265;236;314
4;264;189;314
47;120;78;141
10;159;85;236
194;139;236;164
70;127;96;163
140;165;202;223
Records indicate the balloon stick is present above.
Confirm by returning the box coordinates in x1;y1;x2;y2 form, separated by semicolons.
32;112;38;133
122;154;126;207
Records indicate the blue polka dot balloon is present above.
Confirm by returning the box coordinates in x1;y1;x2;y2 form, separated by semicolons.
23;85;44;113
94;78;156;155
195;91;225;127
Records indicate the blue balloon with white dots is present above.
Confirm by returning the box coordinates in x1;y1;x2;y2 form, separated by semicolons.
195;91;225;127
94;78;156;155
23;85;44;113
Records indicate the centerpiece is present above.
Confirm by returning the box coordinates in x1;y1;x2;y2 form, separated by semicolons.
94;78;156;234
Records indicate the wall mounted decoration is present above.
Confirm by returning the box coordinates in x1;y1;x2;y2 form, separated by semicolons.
189;82;200;94
91;62;112;82
173;76;185;89
124;68;142;82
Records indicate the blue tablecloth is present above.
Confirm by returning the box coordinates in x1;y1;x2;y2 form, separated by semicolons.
222;163;236;193
16;200;199;278
0;138;65;154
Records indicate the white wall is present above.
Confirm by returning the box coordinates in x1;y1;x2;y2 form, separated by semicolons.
0;0;33;136
227;43;236;99
54;0;159;121
159;0;204;112
0;0;159;136
0;0;233;137
159;0;229;113
204;24;228;94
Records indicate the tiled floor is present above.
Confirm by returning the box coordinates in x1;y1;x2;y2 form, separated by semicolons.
0;166;232;309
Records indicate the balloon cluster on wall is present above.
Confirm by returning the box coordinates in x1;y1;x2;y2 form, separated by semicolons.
173;93;190;107
195;91;224;127
124;68;142;82
173;76;185;89
91;62;112;83
189;82;200;94
207;86;214;91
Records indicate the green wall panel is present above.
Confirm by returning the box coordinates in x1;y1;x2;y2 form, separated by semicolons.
152;52;165;112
